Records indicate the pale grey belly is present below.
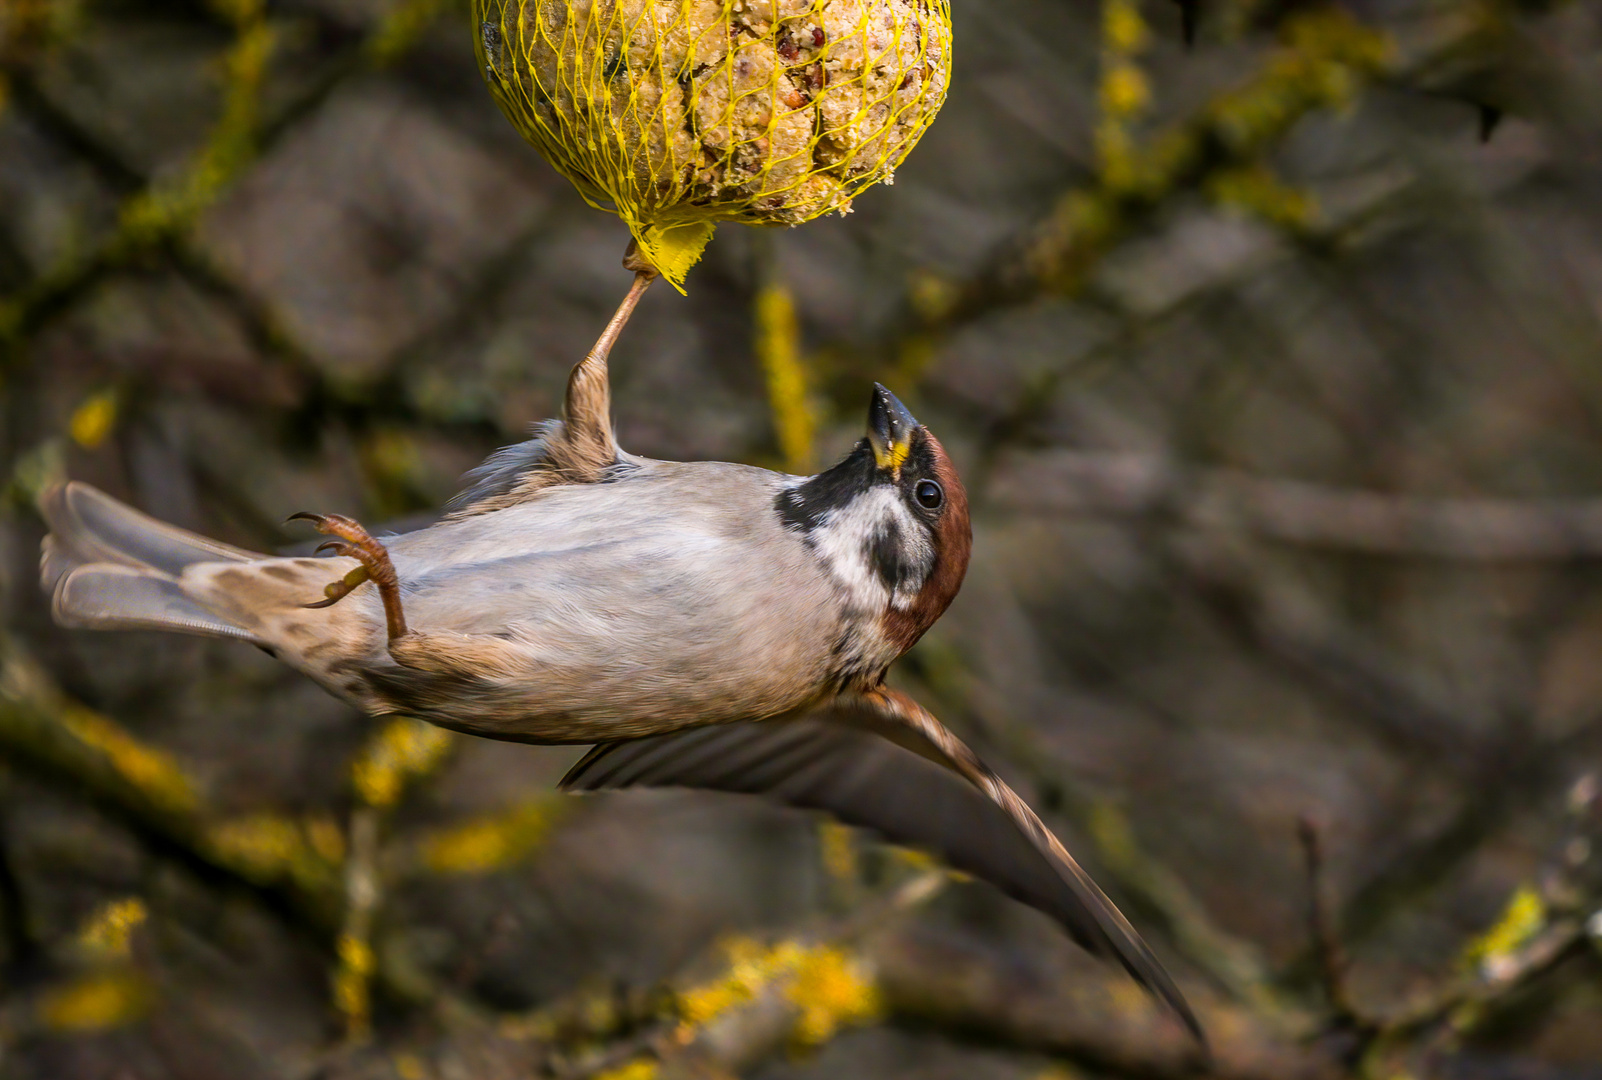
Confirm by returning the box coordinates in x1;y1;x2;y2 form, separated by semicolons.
332;541;844;741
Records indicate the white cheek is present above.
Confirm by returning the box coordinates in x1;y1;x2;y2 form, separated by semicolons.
809;488;932;613
810;500;892;611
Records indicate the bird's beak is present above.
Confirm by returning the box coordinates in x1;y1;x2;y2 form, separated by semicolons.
866;383;919;478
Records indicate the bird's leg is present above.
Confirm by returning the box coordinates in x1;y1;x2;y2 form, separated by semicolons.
558;244;658;469
288;512;409;642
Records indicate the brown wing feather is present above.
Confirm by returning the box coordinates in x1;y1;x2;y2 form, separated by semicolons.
560;689;1205;1046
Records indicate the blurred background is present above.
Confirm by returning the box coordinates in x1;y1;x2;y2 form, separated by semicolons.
3;0;1602;1076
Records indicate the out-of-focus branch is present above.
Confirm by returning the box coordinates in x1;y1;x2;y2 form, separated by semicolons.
334;806;381;1043
752;233;816;475
954;703;1288;1018
1354;772;1601;1075
390;795;566;880
0;68;144;194
864;7;1394;379
473;869;945;1080
557;870;945;1080
872;924;1326;1080
334;716;456;1039
0;634;343;936
0;638;513;1057
494;831;1299;1080
988;449;1602;560
0;786;41;972
0;0;275;351
541;796;1598;1080
1163;529;1479;769
1296;817;1360;1028
814;0;1540;410
0;0;453;359
973;447;1602;1046
1379;921;1585;1057
871;773;1600;1080
1085;800;1287;1019
1155;518;1602;962
899;646;1287;1018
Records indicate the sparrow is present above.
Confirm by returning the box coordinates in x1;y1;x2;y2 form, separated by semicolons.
39;265;1202;1044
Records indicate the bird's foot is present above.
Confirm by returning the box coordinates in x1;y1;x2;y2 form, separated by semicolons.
287;512;409;641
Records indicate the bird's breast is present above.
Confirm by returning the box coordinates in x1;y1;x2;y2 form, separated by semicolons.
342;468;865;733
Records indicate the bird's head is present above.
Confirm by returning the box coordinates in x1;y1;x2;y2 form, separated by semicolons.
776;384;972;654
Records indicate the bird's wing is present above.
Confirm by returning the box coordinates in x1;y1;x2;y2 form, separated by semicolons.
560;687;1204;1045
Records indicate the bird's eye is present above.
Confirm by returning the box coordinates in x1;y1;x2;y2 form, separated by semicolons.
915;480;943;509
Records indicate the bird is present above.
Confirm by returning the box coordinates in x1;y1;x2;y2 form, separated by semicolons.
38;260;1203;1046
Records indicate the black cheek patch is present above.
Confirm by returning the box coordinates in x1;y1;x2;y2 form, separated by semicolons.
866;518;912;591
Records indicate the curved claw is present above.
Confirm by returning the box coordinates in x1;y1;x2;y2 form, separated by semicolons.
287;510;406;640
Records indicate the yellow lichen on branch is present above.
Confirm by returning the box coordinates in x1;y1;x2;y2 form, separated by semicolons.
55;705;198;816
593;1059;661;1080
204;812;346;892
67;389;118;449
1461;884;1546;980
333;931;377;1038
1;0;445;348
675;937;784;1030
1026;6;1390;293
784;942;881;1046
0;638;352;938
1096;0;1152;191
77;897;148;960
675;935;881;1050
338;716;454;1041
350;716;455;808
1205;163;1315;230
40;897;155;1033
416;797;566;875
366;0;453;67
118;5;274;245
755;280;815;474
39;971;152;1032
818;820;857;885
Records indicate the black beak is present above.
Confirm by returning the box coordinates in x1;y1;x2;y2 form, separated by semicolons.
866;383;919;477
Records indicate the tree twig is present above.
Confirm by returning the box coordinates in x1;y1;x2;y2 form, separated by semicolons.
988;449;1602;560
1295;816;1360;1028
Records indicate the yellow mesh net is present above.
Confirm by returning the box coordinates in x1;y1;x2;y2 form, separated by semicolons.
473;0;952;290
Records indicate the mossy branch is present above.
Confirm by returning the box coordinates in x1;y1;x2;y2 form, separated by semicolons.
0;635;344;936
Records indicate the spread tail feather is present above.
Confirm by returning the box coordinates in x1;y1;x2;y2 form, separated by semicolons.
40;482;266;643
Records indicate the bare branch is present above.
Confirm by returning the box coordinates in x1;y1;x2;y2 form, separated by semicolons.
0;634;343;937
989;450;1602;560
1296;816;1360;1028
